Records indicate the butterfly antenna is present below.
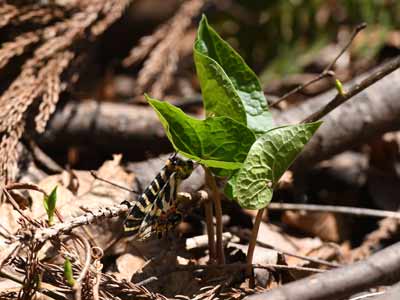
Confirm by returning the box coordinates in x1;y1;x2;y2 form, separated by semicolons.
90;171;141;195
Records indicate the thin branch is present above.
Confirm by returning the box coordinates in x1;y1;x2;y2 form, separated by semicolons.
350;292;386;300
186;232;237;250
24;191;200;244
325;23;367;71
70;233;92;300
1;184;35;225
5;182;48;196
268;202;400;219
173;262;325;274
234;230;340;268
32;203;129;244
303;55;400;123
270;23;366;107
90;170;140;194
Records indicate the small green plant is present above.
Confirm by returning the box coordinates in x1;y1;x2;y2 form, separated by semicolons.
63;258;75;287
148;15;321;265
149;15;321;208
43;186;58;226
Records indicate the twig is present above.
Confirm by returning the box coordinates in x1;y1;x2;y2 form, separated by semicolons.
32;203;129;244
0;242;21;271
247;240;400;300
270;23;366;108
70;233;92;300
173;262;325;274
234;230;340;268
90;170;140;194
204;167;225;264
350;292;386;300
26;191;199;244
137;276;159;286
186;232;238;250
5;182;48;196
303;55;400;123
246;209;264;288
268;202;400;219
1;183;35;225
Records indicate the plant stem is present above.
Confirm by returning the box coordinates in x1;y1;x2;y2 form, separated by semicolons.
204;167;225;264
204;198;216;263
246;209;264;288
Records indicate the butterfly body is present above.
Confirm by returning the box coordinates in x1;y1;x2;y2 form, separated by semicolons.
122;156;193;240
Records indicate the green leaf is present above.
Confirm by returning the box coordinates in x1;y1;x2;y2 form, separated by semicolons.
194;15;273;135
148;96;256;170
236;122;322;209
64;258;75;286
224;171;239;200
43;186;57;225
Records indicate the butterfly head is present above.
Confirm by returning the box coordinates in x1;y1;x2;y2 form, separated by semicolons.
166;156;194;180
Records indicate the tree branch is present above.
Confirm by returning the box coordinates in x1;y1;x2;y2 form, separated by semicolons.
246;241;400;300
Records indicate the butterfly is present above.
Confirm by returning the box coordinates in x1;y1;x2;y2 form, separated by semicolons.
121;154;194;240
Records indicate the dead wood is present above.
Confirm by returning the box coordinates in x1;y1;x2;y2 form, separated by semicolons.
246;240;400;300
37;100;169;156
38;67;400;171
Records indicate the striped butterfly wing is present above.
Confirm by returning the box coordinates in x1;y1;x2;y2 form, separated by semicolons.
135;172;179;240
123;163;174;235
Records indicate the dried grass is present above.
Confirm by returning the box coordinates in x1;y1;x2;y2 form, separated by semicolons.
0;0;132;183
123;0;205;99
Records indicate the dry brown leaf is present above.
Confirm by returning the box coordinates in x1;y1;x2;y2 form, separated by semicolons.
282;211;349;242
115;253;146;281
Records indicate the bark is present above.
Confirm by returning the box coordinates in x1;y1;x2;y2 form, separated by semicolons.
246;241;400;300
37;100;170;157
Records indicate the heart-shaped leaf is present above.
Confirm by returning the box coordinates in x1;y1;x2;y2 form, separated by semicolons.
194;15;273;135
148;96;256;170
236;122;322;209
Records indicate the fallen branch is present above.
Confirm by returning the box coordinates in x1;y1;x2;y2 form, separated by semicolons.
32;204;129;244
246;241;400;300
24;191;203;244
268;202;400;219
